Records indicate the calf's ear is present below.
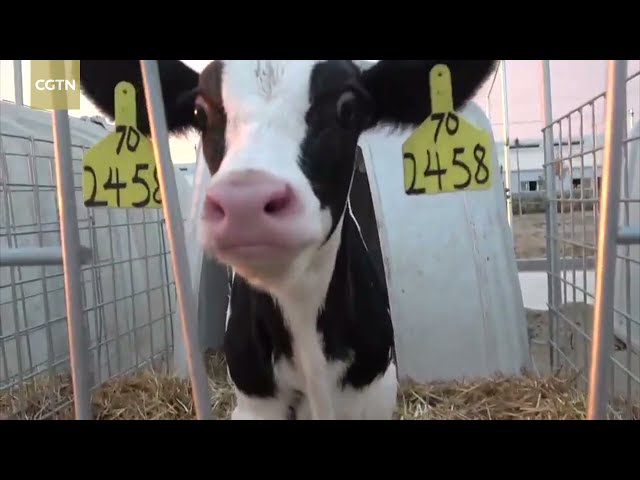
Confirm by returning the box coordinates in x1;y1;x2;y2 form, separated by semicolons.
79;60;200;136
361;60;498;130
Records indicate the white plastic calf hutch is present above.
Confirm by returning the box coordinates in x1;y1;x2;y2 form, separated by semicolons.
181;98;531;385
358;101;531;382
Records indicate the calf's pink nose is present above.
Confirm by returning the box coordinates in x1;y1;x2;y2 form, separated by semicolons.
202;171;302;252
204;171;294;223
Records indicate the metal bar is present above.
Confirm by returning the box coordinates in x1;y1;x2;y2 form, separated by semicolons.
621;107;632;420
106;208;123;374
124;210;140;370
515;142;522;216
517;256;596;272
0;246;93;267
13;60;23;106
617;225;640;245
540;60;562;370
158;219;176;374
587;60;628;420
500;60;513;229
51;107;93;420
140;210;156;369
139;60;212;420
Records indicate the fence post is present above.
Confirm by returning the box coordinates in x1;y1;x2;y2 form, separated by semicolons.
500;60;513;230
540;60;562;370
139;60;212;420
51;108;93;420
587;60;628;420
13;60;23;107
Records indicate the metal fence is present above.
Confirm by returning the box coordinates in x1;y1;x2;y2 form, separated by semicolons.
0;110;178;419
489;60;640;419
543;63;639;419
0;61;212;421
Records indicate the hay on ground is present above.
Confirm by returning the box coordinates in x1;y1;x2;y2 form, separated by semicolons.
397;374;588;420
1;350;637;420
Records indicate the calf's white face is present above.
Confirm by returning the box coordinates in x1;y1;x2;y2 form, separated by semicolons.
198;60;338;288
193;60;385;293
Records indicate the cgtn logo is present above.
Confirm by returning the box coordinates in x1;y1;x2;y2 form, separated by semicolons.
35;79;77;91
29;60;81;110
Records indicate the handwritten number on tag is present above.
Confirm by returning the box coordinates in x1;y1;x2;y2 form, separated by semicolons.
452;147;471;189
432;112;460;142
116;125;141;155
401;63;493;195
153;167;161;204
473;144;489;184
404;153;424;195
132;164;151;208
84;163;162;208
83;166;108;207
84;124;162;208
83;82;163;209
103;167;127;207
405;111;491;193
424;150;447;191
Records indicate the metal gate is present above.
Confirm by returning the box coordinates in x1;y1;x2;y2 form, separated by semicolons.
488;60;639;420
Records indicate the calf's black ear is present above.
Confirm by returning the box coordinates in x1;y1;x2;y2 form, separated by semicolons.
361;60;498;130
79;60;200;136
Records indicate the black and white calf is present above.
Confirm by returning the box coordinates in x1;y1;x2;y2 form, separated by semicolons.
79;59;497;420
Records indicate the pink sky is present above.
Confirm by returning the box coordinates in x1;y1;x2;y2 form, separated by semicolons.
1;60;638;163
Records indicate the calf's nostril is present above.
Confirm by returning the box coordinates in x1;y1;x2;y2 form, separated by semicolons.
264;185;293;215
204;195;225;221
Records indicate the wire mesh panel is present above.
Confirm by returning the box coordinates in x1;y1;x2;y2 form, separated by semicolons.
542;69;640;419
0;103;178;419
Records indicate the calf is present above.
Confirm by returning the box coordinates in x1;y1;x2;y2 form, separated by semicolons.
79;59;497;420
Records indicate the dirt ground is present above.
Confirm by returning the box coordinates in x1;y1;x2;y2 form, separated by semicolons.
513;212;598;259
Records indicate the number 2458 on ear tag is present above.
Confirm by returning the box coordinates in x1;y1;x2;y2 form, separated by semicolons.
82;81;162;209
402;64;493;195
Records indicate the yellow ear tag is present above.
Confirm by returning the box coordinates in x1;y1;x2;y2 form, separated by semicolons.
83;81;162;209
402;64;493;195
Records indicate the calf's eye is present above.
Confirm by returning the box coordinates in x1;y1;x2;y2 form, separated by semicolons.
194;104;209;132
336;90;358;128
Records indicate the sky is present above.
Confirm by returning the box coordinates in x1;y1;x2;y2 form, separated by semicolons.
1;60;639;165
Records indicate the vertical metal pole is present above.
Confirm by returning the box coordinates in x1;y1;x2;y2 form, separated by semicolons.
139;60;212;420
500;60;513;229
540;60;562;370
515;139;523;216
13;60;24;106
587;60;627;420
51;109;93;420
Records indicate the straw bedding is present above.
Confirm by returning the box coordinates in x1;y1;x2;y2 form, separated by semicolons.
2;349;637;420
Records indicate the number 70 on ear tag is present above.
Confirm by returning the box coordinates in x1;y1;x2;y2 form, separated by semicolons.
402;64;493;195
82;81;162;209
